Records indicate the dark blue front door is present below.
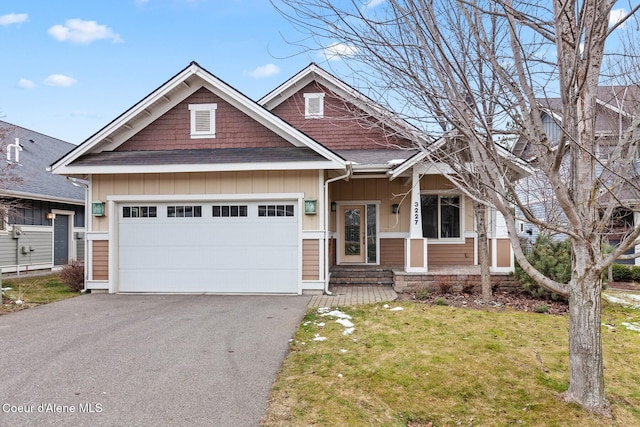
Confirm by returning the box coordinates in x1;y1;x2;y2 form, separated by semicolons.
54;214;69;266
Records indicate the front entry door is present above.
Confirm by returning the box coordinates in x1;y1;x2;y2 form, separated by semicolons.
340;205;366;263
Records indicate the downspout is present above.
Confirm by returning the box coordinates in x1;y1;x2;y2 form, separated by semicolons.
67;177;89;292
323;163;352;295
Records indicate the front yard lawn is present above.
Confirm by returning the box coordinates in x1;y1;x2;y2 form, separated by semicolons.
263;299;640;426
1;274;81;315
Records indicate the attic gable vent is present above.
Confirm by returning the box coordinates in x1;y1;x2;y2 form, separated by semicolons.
189;103;217;138
304;93;325;119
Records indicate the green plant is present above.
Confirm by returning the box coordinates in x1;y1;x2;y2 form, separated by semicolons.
434;296;448;306
59;261;85;292
534;305;549;314
611;264;633;282
414;285;431;301
514;234;570;300
631;266;640;282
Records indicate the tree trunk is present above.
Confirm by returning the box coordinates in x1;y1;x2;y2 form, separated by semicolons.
564;245;610;414
474;201;492;303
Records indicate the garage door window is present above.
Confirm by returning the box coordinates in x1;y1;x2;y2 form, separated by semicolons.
258;204;294;217
123;206;157;218
167;205;202;218
212;205;248;217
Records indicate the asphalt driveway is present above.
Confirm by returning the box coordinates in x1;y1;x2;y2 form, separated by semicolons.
0;293;310;427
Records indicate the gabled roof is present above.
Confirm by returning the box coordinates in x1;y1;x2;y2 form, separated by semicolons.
260;63;432;150
51;62;346;176
0;121;84;203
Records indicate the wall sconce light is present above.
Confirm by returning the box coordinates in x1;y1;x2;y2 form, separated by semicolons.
92;201;106;217
304;199;317;215
46;212;56;220
331;201;337;212
392;203;400;214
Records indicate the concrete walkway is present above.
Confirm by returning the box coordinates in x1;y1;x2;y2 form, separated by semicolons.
307;285;398;308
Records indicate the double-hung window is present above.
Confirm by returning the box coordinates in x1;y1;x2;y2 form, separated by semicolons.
421;194;461;239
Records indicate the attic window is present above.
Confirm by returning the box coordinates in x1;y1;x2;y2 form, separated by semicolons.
304;93;325;118
189;103;217;138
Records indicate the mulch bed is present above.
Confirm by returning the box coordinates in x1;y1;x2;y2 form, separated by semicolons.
397;290;569;315
398;280;640;316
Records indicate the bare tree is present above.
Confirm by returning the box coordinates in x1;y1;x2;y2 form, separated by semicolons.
273;0;640;414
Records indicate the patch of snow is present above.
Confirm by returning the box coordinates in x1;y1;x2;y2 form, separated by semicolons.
389;306;404;311
313;334;327;342
604;295;629;305
321;310;352;319
317;307;332;314
339;349;348;354
343;327;355;336
317;322;326;327
625;294;640;302
338;373;343;378
1;287;12;291
602;323;615;331
336;318;354;328
621;322;640;333
383;304;390;309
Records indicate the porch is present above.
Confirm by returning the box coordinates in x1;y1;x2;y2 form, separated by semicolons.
328;264;521;296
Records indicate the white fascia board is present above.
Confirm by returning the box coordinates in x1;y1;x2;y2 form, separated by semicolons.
53;160;346;176
196;72;345;166
0;190;84;205
260;64;429;146
52;64;201;172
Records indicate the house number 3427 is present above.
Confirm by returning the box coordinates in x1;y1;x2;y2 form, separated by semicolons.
414;201;419;225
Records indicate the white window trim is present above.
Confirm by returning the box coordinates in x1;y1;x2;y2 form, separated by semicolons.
189;103;217;138
303;93;325;119
420;192;465;243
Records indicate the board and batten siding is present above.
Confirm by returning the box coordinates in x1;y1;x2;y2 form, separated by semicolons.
92;170;321;232
302;239;320;280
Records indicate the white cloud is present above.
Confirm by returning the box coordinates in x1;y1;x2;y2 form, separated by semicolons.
18;78;35;89
0;13;28;26
364;0;385;9
247;63;280;78
323;42;358;61
610;9;627;28
48;19;123;44
44;74;77;87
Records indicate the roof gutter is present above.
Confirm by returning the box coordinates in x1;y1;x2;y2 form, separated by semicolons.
323;163;352;296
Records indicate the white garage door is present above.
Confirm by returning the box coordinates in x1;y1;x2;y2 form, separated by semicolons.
118;201;299;293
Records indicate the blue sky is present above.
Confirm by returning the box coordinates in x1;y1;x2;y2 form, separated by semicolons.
0;0;350;144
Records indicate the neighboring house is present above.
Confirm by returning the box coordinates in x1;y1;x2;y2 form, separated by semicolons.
511;86;640;263
51;62;520;294
0;121;85;273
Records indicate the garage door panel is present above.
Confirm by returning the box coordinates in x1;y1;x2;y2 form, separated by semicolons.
118;201;299;293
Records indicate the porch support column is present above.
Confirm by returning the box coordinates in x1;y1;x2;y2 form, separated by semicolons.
635;212;640;266
405;168;428;272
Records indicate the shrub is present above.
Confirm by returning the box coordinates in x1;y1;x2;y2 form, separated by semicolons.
60;261;85;292
611;263;633;282
462;281;476;294
414;285;431;301
631;265;640;282
437;281;453;294
514;234;570;300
